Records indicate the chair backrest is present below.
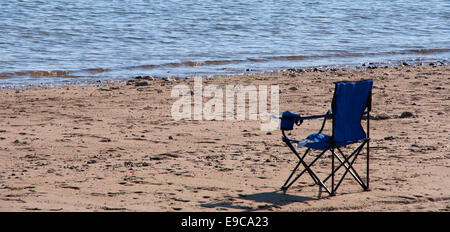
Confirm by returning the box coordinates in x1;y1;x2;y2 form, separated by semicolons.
331;80;373;144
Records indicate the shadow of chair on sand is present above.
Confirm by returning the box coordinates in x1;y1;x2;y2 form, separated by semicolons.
200;190;316;211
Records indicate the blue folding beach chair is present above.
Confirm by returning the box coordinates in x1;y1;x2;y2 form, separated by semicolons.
276;80;373;196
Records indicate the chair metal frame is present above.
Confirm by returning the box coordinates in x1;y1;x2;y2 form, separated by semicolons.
279;80;372;196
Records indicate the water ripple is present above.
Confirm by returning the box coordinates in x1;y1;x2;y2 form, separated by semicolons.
0;0;448;83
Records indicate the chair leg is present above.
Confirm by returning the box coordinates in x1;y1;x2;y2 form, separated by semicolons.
280;139;370;196
331;148;335;196
284;155;324;192
322;142;367;194
334;144;367;191
366;139;370;191
281;146;311;192
323;146;358;183
282;140;332;194
336;147;365;185
281;160;302;193
367;111;371;191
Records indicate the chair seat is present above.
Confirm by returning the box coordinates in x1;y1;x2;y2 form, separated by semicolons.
298;133;354;150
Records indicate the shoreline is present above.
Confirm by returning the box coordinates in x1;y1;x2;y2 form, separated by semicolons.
0;57;448;90
0;64;449;212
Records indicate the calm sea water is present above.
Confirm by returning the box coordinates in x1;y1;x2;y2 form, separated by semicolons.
0;0;449;86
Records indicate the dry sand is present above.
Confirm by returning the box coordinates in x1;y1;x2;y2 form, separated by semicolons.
0;65;449;212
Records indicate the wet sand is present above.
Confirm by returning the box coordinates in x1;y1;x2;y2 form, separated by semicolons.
0;64;449;211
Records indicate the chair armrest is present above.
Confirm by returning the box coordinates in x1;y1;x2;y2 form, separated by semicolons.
272;110;332;120
274;110;332;130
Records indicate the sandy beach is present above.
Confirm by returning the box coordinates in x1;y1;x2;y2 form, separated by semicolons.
0;64;449;212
